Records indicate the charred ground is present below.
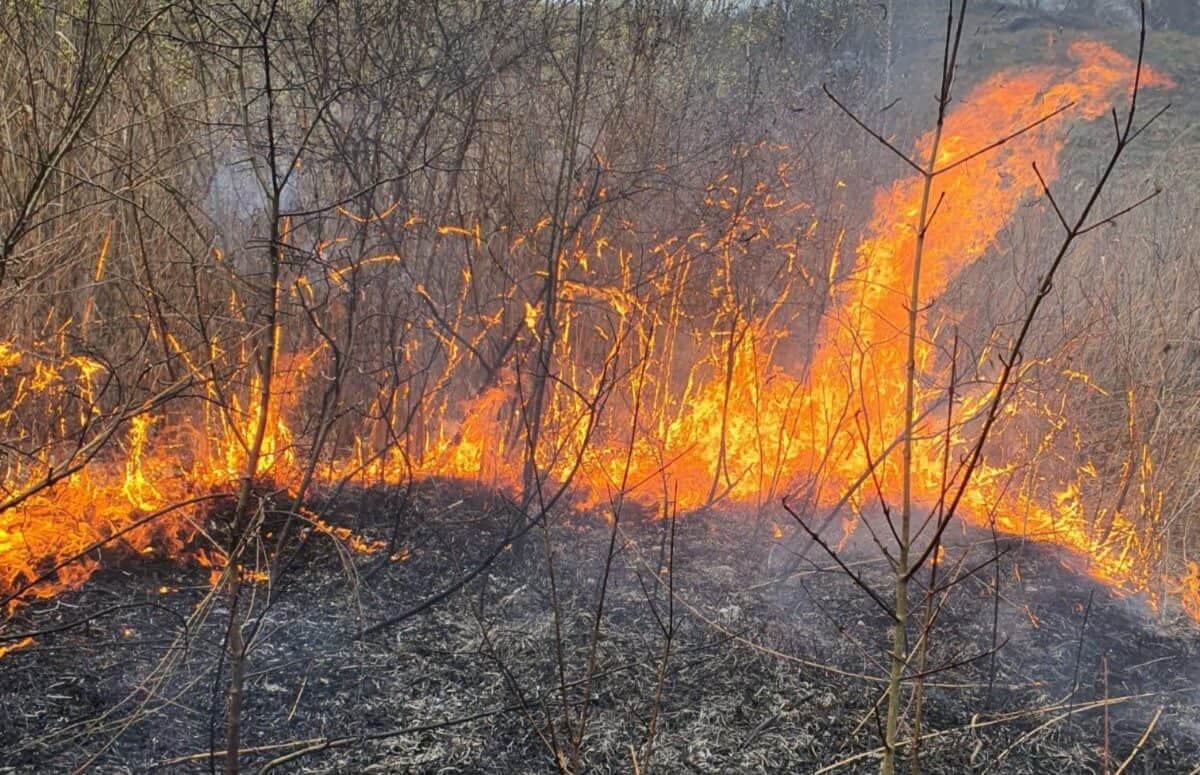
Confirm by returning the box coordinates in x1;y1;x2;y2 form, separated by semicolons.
1;481;1197;773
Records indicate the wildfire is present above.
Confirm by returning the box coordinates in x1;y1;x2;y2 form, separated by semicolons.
0;40;1189;625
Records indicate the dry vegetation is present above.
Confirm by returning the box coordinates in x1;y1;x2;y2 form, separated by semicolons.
0;1;1197;772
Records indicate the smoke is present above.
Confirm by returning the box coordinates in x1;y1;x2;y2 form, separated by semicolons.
204;145;303;246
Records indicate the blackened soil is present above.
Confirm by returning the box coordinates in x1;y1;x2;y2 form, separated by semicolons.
1;481;1197;774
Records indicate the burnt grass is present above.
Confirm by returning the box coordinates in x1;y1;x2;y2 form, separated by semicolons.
1;480;1198;774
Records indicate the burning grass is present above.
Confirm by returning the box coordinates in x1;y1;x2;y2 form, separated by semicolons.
1;3;1199;771
0;35;1192;623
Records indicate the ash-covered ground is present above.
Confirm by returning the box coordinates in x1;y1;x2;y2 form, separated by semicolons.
1;481;1198;773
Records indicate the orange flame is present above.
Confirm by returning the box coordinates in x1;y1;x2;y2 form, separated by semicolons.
0;40;1188;626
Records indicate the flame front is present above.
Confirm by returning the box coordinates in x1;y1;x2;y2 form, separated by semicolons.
1;41;1192;620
